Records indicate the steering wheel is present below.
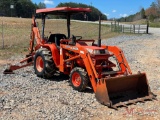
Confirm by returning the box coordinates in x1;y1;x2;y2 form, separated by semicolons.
69;35;82;45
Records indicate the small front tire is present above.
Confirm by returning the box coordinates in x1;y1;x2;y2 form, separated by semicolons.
70;67;89;91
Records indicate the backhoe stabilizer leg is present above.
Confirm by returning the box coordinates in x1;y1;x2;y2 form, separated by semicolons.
3;54;34;74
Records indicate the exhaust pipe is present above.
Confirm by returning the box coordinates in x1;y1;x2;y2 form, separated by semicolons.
98;14;102;47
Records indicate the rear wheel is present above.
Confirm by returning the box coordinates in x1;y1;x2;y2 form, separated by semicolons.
34;48;56;78
70;67;89;91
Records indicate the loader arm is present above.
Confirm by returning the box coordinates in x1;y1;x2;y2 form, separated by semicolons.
79;48;99;92
107;46;132;74
59;41;101;92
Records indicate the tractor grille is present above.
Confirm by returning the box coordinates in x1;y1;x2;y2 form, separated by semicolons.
99;49;105;54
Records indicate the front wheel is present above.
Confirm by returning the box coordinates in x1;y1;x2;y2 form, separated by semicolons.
70;67;89;91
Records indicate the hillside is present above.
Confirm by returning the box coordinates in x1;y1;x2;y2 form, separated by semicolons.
56;2;107;21
118;1;160;23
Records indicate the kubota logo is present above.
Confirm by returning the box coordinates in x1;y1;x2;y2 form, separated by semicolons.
65;45;78;50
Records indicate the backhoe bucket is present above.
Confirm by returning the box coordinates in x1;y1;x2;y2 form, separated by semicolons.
95;73;156;109
3;68;14;74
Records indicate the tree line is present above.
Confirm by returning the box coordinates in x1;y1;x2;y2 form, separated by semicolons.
118;0;160;22
0;0;46;18
55;2;107;21
0;1;107;21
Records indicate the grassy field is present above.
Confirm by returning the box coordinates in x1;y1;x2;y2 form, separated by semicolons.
121;19;148;25
124;19;160;28
149;22;160;27
0;17;120;60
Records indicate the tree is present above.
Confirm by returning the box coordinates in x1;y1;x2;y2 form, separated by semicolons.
38;2;46;9
140;8;146;19
156;0;160;15
156;0;160;9
0;0;11;16
56;2;107;21
150;2;157;8
145;1;160;21
149;14;155;22
15;0;35;18
0;0;45;17
145;7;158;16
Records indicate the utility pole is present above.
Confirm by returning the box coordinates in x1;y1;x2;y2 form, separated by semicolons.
10;4;14;17
10;0;14;17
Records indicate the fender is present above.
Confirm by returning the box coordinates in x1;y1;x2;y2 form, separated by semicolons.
42;44;60;67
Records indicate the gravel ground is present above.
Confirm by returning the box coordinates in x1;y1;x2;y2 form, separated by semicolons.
0;32;160;120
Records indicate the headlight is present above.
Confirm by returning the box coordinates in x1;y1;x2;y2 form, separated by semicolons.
93;50;100;54
105;49;109;54
86;48;93;54
93;49;109;55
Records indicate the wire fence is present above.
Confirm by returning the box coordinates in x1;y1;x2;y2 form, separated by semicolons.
1;20;4;48
0;17;31;49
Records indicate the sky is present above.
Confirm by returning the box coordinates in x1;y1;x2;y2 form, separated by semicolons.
32;0;155;18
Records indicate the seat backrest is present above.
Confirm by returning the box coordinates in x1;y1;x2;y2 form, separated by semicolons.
48;34;67;46
55;34;67;46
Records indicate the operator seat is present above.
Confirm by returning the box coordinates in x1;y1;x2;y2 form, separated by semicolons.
47;34;67;48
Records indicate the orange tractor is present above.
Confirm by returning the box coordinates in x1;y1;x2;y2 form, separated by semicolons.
4;7;156;109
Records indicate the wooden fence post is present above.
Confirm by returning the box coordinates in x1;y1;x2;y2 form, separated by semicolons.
118;22;120;33
133;25;135;33
122;25;124;33
111;22;112;32
114;21;116;32
121;25;122;32
138;25;140;33
146;21;149;34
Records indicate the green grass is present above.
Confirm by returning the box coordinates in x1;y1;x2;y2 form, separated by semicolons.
121;19;148;25
0;17;120;59
149;22;160;28
122;19;160;28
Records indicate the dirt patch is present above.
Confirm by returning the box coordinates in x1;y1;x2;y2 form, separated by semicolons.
0;60;12;66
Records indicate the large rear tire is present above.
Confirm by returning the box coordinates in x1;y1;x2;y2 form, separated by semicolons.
34;48;56;78
70;67;89;92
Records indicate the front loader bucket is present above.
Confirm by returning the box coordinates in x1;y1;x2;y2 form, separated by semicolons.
95;73;156;109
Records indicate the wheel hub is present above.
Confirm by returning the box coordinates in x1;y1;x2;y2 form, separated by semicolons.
72;72;81;87
36;56;44;72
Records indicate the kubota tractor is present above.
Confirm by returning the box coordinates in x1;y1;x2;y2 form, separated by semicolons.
4;7;156;109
